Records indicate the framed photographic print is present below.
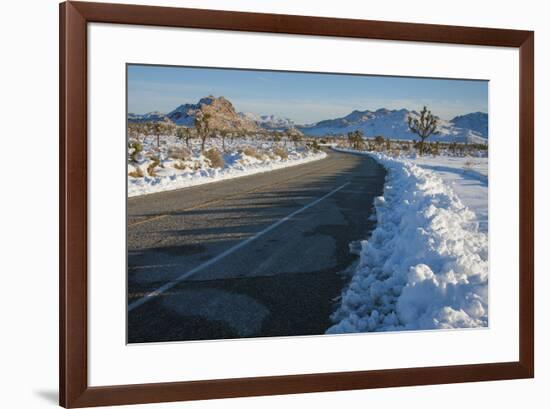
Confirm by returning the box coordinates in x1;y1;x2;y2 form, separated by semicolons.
60;1;534;407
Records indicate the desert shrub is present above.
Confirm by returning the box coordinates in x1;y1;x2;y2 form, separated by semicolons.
471;143;488;151
241;146;263;160
147;158;160;176
309;140;321;152
173;161;188;170
273;146;288;160
390;147;401;157
169;147;192;161
128;141;143;163
128;167;144;178
204;148;224;169
463;157;474;171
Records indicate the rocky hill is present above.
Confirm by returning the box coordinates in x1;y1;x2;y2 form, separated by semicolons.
128;96;260;133
166;96;260;132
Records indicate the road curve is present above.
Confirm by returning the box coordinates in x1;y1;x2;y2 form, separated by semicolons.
127;149;386;343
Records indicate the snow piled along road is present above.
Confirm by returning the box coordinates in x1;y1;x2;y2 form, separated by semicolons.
412;156;488;233
128;141;326;197
329;150;488;333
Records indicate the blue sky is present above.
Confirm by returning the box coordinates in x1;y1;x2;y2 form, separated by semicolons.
127;64;488;123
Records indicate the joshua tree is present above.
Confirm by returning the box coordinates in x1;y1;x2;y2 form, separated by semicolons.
219;129;229;151
185;127;194;148
373;135;385;147
149;121;167;149
175;126;194;148
347;130;364;150
194;111;212;152
231;128;242;143
290;131;302;147
408;106;439;155
128;122;144;143
281;131;289;147
346;132;354;148
356;130;366;150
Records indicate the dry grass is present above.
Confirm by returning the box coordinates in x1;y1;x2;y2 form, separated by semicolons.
128;167;144;178
169;147;192;161
463;159;474;171
204;148;224;169
173;161;188;170
390;148;401;157
273;146;288;160
147;158;160;176
241;146;264;160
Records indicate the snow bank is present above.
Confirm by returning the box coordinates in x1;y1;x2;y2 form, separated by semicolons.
412;156;488;233
328;149;488;333
128;146;326;197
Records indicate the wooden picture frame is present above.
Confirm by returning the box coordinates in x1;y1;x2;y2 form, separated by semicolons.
59;1;534;407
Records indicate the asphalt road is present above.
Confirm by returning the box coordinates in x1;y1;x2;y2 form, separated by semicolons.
127;149;386;343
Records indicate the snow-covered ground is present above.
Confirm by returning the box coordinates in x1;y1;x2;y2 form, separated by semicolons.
128;135;326;197
329;148;488;333
411;156;488;233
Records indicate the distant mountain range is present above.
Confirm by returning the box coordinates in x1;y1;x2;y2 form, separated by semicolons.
297;109;488;143
127;111;166;123
128;96;488;143
449;112;488;137
238;112;296;132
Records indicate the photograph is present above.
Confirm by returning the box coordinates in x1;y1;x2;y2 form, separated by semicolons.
1;0;541;407
126;64;489;343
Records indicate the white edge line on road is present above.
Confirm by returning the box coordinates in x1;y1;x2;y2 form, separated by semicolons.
128;181;351;312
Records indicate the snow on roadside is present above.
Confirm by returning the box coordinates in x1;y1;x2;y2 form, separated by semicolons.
128;147;326;197
412;156;488;233
328;149;488;333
